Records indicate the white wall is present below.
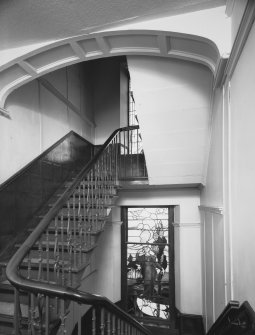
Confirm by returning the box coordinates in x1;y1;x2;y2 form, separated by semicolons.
199;74;228;330
116;188;202;315
75;187;203;315
127;56;213;185
200;16;255;331
200;208;226;330
201;89;224;207
0;63;95;184
228;21;255;309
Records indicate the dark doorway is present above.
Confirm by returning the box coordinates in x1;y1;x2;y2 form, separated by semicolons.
121;206;176;328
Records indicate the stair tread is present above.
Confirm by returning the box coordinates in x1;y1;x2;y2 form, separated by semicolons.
21;258;90;273
15;244;97;256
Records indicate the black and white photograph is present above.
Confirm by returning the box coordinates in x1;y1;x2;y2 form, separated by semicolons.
0;1;254;334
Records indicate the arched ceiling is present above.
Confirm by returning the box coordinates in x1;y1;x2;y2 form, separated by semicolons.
0;30;222;109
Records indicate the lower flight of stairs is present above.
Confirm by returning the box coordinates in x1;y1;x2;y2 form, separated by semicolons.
0;175;119;334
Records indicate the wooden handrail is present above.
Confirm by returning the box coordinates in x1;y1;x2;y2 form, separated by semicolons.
206;300;240;335
206;300;255;335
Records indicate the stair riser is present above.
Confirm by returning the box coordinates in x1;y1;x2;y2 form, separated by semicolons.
68;197;115;205
0;322;15;335
19;262;88;287
40;233;98;245
24;248;90;264
0;291;29;305
66;180;117;188
59;207;109;217
46;220;105;233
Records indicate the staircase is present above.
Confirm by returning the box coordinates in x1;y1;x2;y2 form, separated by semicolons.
1;126;253;335
0;126;152;335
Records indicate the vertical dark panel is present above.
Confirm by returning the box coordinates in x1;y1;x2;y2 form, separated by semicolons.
168;206;176;320
121;207;128;310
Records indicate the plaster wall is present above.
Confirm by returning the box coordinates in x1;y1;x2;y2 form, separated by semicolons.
200;17;255;330
127;56;213;185
199;80;227;330
79;208;122;303
228;21;255;309
116;188;202;315
0;63;95;184
201;88;223;207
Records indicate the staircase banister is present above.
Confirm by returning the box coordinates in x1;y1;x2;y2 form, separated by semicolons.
6;124;151;335
58;125;140;205
206;300;240;335
5;125;139;264
6;265;151;334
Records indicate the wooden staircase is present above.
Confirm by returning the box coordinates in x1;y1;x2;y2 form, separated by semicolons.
0;173;119;334
0;126;152;335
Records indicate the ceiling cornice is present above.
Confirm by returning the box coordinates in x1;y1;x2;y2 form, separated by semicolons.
0;30;220;109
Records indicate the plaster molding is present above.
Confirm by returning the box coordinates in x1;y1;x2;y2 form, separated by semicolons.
173;222;201;228
223;0;255;83
19;60;38;76
0;107;11;119
225;0;236;17
38;77;95;128
199;205;224;215
213;57;228;89
69;41;86;60
0;30;221;109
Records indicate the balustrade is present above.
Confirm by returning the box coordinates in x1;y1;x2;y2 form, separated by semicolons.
6;126;150;335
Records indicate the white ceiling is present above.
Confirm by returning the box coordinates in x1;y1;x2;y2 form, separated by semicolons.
0;0;226;50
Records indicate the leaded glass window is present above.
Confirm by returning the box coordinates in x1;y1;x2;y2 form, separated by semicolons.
124;207;175;325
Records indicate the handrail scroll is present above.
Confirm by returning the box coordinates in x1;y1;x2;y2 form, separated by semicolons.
6;125;150;335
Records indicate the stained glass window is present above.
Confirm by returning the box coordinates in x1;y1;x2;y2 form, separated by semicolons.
126;207;173;322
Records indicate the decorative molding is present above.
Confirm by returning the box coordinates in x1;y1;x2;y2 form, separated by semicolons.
69;41;86;60
19;60;37;76
173;222;201;228
225;0;236;17
0;107;11;119
157;35;169;56
0;30;221;109
96;36;110;55
199;205;224;215
38;77;95;127
222;0;255;83
214;57;228;89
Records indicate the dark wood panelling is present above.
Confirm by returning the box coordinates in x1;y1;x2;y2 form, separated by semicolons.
119;154;147;179
0;132;93;256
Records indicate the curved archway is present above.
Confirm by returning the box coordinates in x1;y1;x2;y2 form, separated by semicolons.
0;30;222;109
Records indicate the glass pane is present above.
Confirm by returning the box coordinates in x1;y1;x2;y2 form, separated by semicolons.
126;207;171;322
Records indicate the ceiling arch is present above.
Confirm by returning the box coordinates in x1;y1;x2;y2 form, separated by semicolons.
0;29;222;109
